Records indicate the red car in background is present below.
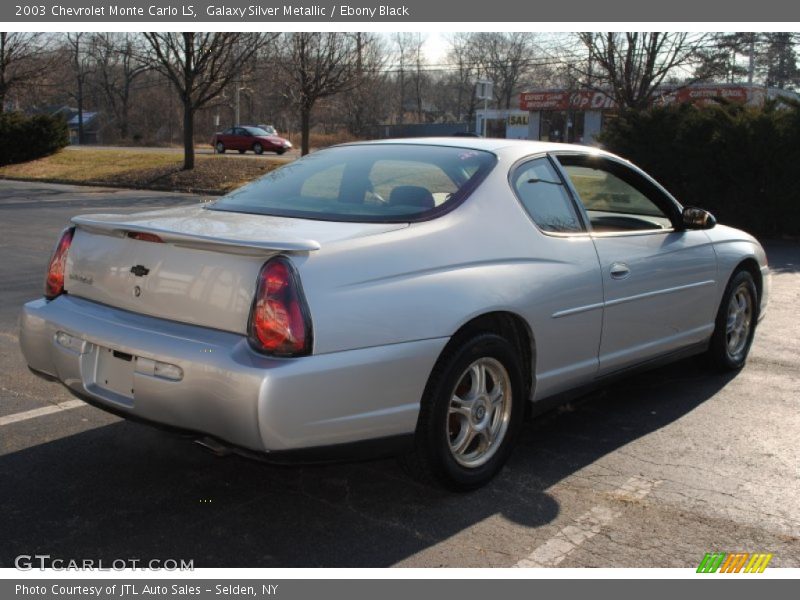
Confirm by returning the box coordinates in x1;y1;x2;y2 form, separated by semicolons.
211;126;293;155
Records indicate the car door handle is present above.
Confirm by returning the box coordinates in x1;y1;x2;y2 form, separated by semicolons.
609;262;631;280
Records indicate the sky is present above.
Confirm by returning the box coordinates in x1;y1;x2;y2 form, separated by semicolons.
422;33;449;63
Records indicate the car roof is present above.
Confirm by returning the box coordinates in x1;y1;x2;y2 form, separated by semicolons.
344;137;612;159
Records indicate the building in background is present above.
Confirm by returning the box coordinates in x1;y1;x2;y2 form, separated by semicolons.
477;83;800;143
475;110;531;139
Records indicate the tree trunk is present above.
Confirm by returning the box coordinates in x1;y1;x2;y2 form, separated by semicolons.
119;102;129;140
300;103;311;156
183;99;195;170
77;78;84;145
0;33;7;114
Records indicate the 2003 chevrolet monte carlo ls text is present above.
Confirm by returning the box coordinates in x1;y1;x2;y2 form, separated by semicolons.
19;139;769;490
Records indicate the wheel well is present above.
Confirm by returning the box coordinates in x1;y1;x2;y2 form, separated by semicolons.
735;258;763;306
448;312;534;401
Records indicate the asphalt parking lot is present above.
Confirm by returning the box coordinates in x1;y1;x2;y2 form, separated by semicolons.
0;179;798;569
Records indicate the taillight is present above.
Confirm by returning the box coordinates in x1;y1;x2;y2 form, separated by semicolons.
248;256;312;356
44;227;75;300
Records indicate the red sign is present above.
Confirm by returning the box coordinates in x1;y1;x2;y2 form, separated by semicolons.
520;86;759;112
519;90;615;111
661;86;753;106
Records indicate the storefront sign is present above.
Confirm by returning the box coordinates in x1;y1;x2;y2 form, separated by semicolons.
521;86;761;112
519;90;615;111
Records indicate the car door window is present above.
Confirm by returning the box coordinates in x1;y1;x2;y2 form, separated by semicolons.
557;158;674;232
511;158;583;233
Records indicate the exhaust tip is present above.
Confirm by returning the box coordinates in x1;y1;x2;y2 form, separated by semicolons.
194;436;232;457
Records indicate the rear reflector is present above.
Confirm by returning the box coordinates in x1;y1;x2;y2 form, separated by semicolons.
44;227;75;300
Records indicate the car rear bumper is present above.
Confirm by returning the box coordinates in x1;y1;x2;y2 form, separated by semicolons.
19;296;446;454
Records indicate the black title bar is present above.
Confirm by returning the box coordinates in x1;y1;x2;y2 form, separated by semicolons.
5;0;800;22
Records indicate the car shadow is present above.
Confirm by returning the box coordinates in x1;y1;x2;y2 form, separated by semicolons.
763;241;800;275
0;358;736;568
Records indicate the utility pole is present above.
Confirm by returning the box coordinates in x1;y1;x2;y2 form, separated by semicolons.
234;81;240;126
748;33;756;85
476;79;492;136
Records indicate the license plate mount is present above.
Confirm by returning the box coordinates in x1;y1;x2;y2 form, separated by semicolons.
95;346;136;400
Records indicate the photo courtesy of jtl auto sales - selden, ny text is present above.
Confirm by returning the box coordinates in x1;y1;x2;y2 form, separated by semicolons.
0;0;798;598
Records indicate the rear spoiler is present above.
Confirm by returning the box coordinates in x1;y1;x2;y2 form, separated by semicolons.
71;216;321;255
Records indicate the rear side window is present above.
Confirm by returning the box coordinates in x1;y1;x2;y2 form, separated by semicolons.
511;158;583;233
210;144;496;222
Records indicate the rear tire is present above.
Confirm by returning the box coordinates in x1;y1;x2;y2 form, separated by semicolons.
238;149;245;154
253;143;264;155
707;269;758;371
401;332;525;491
215;142;225;154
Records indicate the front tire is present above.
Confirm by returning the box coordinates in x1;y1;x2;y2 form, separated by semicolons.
402;332;526;491
708;269;758;371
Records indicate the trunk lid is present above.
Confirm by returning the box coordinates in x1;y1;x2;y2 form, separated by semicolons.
65;204;406;334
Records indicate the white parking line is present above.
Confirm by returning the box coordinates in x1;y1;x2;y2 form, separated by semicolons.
612;475;660;502
0;399;86;426
514;476;659;568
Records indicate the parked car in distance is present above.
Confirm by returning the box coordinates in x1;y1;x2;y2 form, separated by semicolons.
211;126;292;155
20;138;769;490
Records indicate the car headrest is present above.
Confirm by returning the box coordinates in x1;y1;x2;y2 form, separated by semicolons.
388;185;435;210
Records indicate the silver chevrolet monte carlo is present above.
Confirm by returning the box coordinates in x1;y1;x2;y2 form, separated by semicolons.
20;138;769;490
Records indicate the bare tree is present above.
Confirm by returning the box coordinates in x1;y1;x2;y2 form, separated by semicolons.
91;33;150;140
342;33;388;136
409;34;427;121
469;32;538;109
0;33;54;112
447;33;478;122
280;32;362;155
142;32;268;169
578;32;708;109
66;33;95;144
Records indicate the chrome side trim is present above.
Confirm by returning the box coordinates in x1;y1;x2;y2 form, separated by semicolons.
552;302;605;319
552;280;716;318
604;279;716;308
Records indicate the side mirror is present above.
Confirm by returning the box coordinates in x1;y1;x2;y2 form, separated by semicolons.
682;207;716;230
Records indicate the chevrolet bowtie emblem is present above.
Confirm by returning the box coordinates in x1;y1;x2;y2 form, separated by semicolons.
130;265;150;277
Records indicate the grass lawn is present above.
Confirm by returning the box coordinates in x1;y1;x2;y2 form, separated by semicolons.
0;147;287;194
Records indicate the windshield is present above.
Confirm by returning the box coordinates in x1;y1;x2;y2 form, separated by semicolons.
244;127;271;136
209;144;496;222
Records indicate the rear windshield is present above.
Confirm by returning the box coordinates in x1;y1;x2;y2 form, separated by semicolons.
209;144;496;222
